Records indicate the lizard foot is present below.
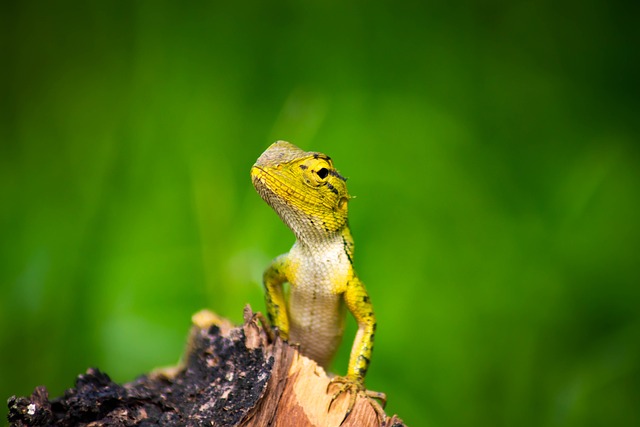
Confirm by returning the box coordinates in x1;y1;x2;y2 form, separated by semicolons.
327;376;387;425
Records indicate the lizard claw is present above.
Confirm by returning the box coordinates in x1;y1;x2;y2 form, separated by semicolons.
327;376;387;425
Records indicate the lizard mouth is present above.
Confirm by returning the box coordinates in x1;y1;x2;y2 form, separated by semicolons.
250;165;264;184
250;167;269;196
250;166;273;194
250;166;289;207
251;165;312;207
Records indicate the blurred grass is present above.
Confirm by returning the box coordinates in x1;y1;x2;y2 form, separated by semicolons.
1;1;639;426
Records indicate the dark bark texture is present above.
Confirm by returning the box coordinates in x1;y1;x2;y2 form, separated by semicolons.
7;307;404;427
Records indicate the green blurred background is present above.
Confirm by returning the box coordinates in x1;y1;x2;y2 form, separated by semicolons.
2;1;639;425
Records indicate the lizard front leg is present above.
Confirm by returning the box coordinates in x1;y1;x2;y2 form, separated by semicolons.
328;276;386;424
263;254;290;340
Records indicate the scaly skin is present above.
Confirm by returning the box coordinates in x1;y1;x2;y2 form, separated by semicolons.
251;141;386;422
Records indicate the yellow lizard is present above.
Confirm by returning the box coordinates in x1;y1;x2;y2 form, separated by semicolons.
251;141;386;422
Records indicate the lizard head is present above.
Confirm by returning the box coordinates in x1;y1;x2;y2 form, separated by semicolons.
251;141;351;240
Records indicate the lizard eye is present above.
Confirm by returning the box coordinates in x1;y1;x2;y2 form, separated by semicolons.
316;168;329;179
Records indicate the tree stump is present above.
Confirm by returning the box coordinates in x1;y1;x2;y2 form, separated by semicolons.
7;306;405;427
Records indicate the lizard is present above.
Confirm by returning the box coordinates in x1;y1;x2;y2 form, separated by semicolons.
250;140;386;423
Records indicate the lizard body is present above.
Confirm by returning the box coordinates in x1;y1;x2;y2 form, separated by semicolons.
251;141;384;421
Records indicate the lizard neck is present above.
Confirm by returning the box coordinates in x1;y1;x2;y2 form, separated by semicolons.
290;221;344;249
291;222;355;262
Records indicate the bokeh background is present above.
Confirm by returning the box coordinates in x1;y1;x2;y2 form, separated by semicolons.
2;1;639;425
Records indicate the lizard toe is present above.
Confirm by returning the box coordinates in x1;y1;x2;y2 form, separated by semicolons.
327;376;387;425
